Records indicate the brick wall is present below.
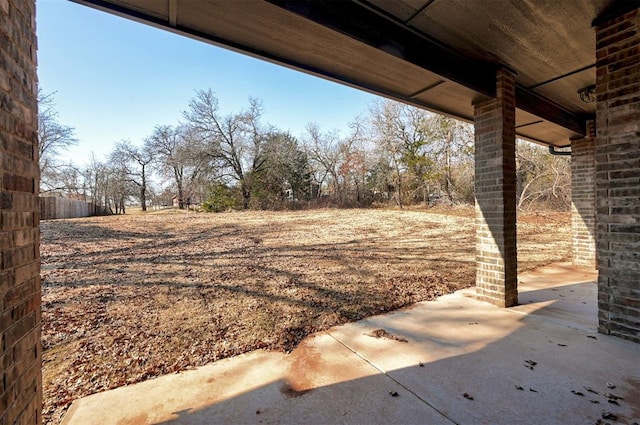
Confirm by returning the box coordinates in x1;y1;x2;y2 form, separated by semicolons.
474;69;518;308
0;0;42;423
595;8;640;343
571;122;597;268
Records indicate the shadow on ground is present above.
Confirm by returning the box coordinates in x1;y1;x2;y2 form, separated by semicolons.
61;270;640;425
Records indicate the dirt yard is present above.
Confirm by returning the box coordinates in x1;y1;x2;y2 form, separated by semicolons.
40;207;571;424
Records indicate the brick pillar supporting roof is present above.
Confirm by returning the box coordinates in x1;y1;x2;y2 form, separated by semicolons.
594;6;640;343
0;0;42;423
571;121;597;268
473;69;518;308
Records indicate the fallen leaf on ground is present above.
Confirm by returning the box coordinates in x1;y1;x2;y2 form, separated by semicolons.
367;329;408;343
40;208;571;424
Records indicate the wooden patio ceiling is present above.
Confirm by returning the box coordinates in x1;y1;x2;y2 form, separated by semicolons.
71;0;635;146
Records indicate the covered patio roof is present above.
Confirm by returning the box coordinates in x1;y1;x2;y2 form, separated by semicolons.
72;0;632;146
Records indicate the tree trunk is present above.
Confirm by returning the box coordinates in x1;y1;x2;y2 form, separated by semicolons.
241;182;251;210
140;184;147;211
177;183;184;209
175;167;185;209
140;165;147;211
395;168;403;209
444;133;454;202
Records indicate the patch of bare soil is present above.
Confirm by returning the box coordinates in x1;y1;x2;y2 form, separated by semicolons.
40;207;570;423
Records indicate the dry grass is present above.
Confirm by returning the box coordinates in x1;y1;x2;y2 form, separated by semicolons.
40;207;571;424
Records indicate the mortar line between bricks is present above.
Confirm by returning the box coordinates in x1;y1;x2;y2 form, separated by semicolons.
327;332;459;425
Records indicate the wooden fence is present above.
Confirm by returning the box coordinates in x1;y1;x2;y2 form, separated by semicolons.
39;197;109;220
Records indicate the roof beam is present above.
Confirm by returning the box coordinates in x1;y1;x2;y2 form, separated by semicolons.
168;0;177;27
75;0;589;137
266;0;589;136
266;0;498;98
516;85;587;136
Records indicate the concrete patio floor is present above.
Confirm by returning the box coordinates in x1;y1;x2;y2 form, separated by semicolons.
61;263;640;425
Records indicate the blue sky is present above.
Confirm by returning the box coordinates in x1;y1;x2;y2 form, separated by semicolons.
37;0;378;165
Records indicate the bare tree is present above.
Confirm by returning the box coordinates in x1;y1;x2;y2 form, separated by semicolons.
303;121;365;204
516;140;570;211
38;90;78;193
148;125;208;209
184;89;266;209
83;154;106;210
82;154;129;214
55;165;85;198
111;140;155;211
368;99;435;208
425;115;474;203
337;145;369;205
304;123;341;198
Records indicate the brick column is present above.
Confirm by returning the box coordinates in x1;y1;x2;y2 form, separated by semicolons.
474;69;518;307
0;0;42;424
595;7;640;343
571;121;597;268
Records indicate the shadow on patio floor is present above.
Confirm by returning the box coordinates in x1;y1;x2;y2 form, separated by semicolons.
61;263;639;425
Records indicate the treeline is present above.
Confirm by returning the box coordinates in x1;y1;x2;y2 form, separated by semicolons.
39;89;571;213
